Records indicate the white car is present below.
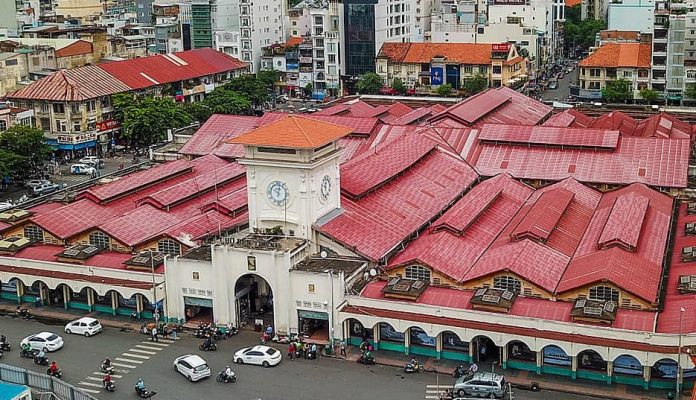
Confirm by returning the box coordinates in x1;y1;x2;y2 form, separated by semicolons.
234;345;282;368
70;164;96;175
78;156;103;168
64;317;102;337
21;332;64;352
173;354;211;382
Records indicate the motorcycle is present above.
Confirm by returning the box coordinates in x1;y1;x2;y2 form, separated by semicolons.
46;368;62;378
101;363;114;374
199;342;217;351
34;355;49;366
452;365;467;379
103;379;115;392
0;342;11;352
216;370;236;383
357;353;375;365
20;348;37;358
260;332;271;344
404;362;425;373
135;385;157;398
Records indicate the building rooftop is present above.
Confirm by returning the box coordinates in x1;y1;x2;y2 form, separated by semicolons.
378;42;494;65
229;115;353;149
294;256;366;274
579;43;652;68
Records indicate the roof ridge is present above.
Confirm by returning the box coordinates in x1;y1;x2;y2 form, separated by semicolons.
293;116;315;146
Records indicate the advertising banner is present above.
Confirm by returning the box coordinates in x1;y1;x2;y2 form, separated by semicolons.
431;67;444;85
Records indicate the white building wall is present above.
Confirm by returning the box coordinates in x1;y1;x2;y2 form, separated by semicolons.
607;0;655;34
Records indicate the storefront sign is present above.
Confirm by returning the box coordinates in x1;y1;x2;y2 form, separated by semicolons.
96;119;120;132
57;132;97;144
579;88;602;99
493;0;525;5
183;296;213;307
492;43;511;52
430;67;444;85
298;310;328;320
153;4;179;16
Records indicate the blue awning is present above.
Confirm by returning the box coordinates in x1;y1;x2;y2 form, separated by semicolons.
57;140;97;150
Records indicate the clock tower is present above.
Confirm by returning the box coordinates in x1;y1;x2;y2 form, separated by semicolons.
229;115;352;239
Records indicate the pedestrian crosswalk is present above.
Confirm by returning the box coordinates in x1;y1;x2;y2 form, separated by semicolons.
75;338;174;394
425;384;454;399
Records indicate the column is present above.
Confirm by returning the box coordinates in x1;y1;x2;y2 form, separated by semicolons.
502;344;508;370
136;293;143;319
62;285;70;309
373;324;380;350
16;280;24;303
342;320;349;344
642;365;651;390
86;288;94;312
404;328;410;355
436;333;443;360
110;291;118;315
571;355;578;380
38;282;45;305
606;361;613;384
536;350;543;375
471;339;478;363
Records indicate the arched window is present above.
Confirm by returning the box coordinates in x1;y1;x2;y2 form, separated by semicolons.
24;225;44;242
89;231;110;248
589;285;619;302
157;239;181;256
493;275;522;293
404;265;431;281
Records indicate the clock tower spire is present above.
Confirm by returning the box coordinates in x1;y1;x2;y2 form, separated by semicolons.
229;115;352;239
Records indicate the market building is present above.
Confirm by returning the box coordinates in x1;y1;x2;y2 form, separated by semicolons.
1;89;696;390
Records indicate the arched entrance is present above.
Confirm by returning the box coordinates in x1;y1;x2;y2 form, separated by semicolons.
471;335;498;363
234;274;274;330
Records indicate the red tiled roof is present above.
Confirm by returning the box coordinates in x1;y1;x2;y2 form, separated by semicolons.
579;43;652;68
435;89;510;125
229;115;353;149
378;42;494;64
166;210;248;241
597;192;649;250
286;36;303;47
98;48;247;90
54;40;92;57
511;188;574;242
473;135;690;188
478;125;620;149
307;115;380;136
179;115;258;157
377;42;412;62
201;184;248;214
99;205;181;247
319;148;478;261
338;136;371;164
542;111;577;128
11;244;137;271
7;66;131;101
29;199;119;239
341;133;438;198
391;107;435;125
387;102;414;117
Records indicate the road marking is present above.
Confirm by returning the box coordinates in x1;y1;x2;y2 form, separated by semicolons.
85;376;114;383
141;341;169;347
129;348;157;355
425;384;455;400
92;372;122;379
78;381;103;388
115;357;143;364
135;344;162;351
111;362;137;369
121;353;150;360
78;388;100;394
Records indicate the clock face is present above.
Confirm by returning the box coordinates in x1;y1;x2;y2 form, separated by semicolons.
320;175;332;201
267;181;289;206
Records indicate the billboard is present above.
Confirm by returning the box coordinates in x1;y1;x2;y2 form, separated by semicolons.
152;4;180;17
492;43;511;52
431;67;444;85
493;0;525;4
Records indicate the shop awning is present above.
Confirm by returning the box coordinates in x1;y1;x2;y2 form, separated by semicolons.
298;310;328;320
184;296;213;307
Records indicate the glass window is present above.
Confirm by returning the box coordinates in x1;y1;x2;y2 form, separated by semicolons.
379;323;404;342
409;326;435;347
404;265;430;281
89;231;110;248
0;120;6;131
158;239;181;255
589;285;619;302
442;332;468;352
493;275;521;293
349;319;372;339
24;225;44;241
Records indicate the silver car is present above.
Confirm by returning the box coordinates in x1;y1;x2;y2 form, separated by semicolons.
453;372;507;398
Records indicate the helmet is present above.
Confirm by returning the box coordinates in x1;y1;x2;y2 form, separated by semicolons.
226;365;229;369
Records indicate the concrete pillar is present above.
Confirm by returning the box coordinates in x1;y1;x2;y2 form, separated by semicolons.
38;282;45;305
536;350;543;375
16;280;24;303
86;288;94;312
136;294;143;319
571;355;578;380
342;319;349;343
502;344;508;370
62;285;69;309
373;324;380;350
606;361;613;384
404;328;410;355
110;291;118;315
643;365;651;390
436;333;443;360
471;339;479;363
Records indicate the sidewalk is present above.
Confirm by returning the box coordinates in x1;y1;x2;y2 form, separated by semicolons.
340;347;673;400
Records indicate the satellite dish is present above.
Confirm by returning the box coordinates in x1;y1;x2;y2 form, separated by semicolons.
320;250;328;258
369;268;377;277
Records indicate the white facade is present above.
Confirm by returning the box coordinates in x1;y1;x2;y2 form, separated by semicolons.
238;0;286;72
608;0;655;34
214;30;240;57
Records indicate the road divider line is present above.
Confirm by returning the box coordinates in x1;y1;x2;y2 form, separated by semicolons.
92;371;122;379
141;341;169;347
121;353;150;360
78;381;103;388
129;348;157;355
110;362;136;369
135;345;162;351
85;376;114;383
115;357;143;364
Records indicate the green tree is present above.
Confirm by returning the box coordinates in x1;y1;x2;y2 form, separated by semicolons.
639;88;660;103
303;83;313;98
224;75;270;107
686;83;696;99
391;78;407;95
462;74;488;96
435;83;453;97
0;125;51;177
182;102;213;123
0;149;27;180
113;94;193;148
564;5;606;54
356;72;383;94
257;70;279;87
602;79;633;103
204;88;252;115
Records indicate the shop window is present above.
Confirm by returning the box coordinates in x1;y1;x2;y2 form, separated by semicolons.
589;285;619;302
379;323;404;342
89;231;110;248
349;319;372;339
308;283;315;293
192;272;200;280
405;265;430;281
493;275;521;293
409;326;435;347
442;331;468;352
24;225;44;242
157;239;181;255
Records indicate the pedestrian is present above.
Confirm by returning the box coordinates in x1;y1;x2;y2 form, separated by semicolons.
288;342;295;360
151;327;158;342
339;340;346;357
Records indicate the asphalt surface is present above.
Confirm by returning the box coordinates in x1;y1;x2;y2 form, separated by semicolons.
542;67;580;102
0;315;607;400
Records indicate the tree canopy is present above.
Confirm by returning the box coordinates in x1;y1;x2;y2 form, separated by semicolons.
462;74;488;96
224;74;270;107
113;94;194;148
602;79;632;103
639;88;660;103
257;70;279;87
391;78;407;95
435;83;453;97
686;83;696;99
0;125;51;180
564;5;606;52
356;72;383;94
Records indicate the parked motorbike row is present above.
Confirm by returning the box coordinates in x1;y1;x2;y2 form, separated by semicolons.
194;323;238;340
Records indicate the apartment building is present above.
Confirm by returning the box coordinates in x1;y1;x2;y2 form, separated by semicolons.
578;42;651;100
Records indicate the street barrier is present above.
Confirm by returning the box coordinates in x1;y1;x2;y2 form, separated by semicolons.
0;362;98;400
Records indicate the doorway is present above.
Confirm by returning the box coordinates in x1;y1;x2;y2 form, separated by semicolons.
234;274;273;329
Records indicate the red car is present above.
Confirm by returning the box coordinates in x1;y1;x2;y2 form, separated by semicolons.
379;87;398;95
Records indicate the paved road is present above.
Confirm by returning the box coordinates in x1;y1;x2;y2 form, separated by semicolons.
0;316;608;400
542;67;580;102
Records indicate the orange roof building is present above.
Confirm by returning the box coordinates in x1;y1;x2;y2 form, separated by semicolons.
378;42;494;65
229;115;353;149
579;43;652;68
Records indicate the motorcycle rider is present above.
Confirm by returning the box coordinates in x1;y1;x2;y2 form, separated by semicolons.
224;365;233;381
468;362;479;375
48;361;59;375
0;335;6;344
103;372;112;388
135;378;145;393
202;336;213;350
20;342;31;356
37;349;47;365
410;357;419;369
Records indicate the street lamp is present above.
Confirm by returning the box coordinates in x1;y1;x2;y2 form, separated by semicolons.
677;307;685;400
